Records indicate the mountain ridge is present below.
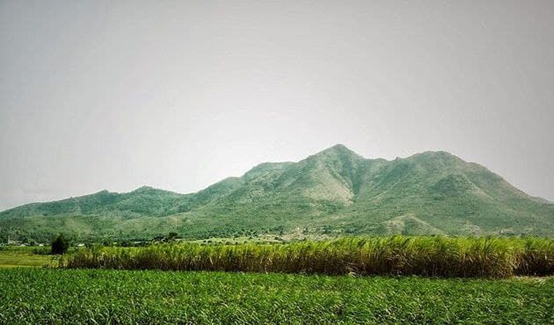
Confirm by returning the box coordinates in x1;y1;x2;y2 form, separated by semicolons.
1;145;552;241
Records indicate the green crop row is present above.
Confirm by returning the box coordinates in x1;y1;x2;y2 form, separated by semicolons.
62;236;554;278
1;268;553;324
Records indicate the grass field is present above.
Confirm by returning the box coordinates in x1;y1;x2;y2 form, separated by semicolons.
0;268;553;324
63;236;554;278
0;247;58;268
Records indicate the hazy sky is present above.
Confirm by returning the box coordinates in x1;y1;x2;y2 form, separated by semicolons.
1;1;553;211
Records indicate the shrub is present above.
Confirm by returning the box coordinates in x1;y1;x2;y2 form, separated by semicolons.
51;234;70;255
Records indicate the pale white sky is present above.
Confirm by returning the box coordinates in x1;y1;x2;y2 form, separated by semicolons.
1;0;553;210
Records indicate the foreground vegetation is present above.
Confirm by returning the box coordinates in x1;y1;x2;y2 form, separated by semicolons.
63;236;554;278
1;268;553;324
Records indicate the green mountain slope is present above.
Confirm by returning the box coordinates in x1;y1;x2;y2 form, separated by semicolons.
1;145;552;242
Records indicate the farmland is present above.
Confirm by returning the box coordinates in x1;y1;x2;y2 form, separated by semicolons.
1;268;553;324
63;236;554;278
1;237;553;324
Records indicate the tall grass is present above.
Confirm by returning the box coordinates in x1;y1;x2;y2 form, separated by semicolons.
62;236;554;278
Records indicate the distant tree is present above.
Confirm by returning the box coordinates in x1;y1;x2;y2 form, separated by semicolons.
167;232;178;242
51;234;70;255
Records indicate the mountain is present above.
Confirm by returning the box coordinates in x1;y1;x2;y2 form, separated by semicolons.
1;144;553;242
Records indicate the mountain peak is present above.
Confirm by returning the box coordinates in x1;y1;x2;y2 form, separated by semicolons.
328;143;349;150
314;144;362;158
131;186;176;195
323;143;351;152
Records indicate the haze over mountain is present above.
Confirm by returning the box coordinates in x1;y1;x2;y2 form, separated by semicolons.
1;145;552;242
